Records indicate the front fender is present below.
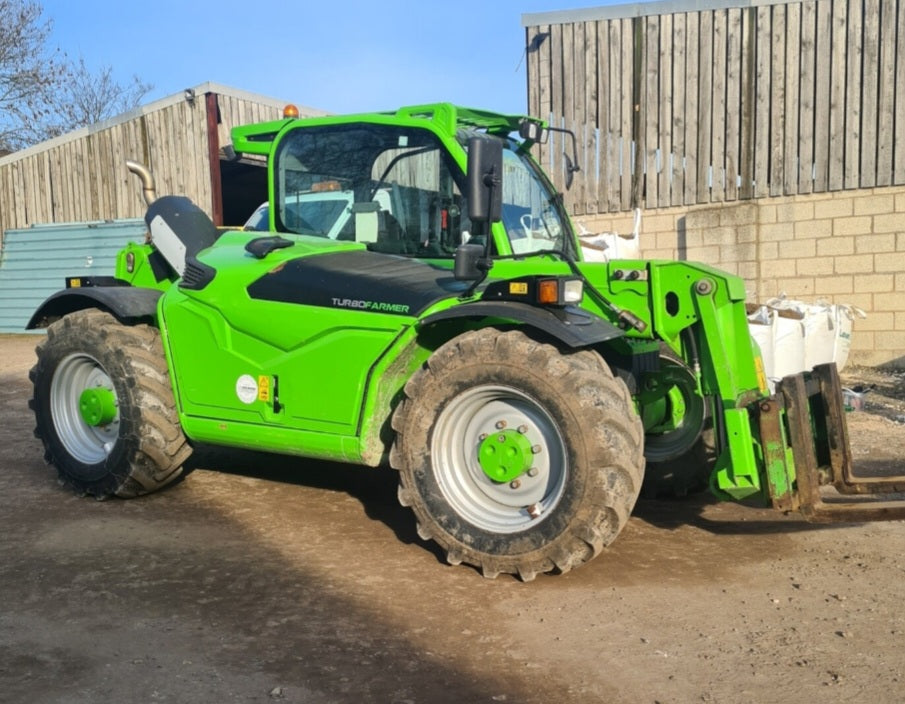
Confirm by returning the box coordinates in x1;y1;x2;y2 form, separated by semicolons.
419;301;623;349
27;287;163;329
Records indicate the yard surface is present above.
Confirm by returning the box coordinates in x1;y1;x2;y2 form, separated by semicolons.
1;334;903;703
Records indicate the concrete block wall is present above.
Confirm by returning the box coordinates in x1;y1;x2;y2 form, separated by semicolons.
575;186;905;369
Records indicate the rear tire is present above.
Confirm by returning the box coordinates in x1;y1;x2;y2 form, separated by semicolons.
390;328;645;580
29;309;192;498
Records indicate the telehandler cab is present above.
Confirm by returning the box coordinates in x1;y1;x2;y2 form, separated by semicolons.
27;103;905;580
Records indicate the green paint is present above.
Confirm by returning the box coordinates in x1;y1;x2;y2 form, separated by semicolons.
79;387;117;427
55;101;842;516
478;430;534;482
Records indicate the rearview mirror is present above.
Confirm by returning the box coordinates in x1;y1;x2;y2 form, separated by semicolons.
466;137;503;224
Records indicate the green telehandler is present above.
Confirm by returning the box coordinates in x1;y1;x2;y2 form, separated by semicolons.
27;103;905;580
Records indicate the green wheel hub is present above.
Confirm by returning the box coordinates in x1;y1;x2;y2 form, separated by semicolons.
79;387;118;427
478;429;535;482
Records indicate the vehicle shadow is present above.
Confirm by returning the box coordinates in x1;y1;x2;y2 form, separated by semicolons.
633;492;856;536
186;444;448;563
188;445;857;556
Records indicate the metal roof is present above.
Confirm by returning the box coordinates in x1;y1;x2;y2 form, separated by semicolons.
522;0;800;26
0;219;148;333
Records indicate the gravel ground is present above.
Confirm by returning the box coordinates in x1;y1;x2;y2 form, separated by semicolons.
1;334;903;704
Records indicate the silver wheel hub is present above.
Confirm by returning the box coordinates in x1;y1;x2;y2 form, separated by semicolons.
432;385;567;533
50;353;120;464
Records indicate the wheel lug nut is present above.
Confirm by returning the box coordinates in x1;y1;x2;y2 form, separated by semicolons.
479;433;487;441
495;420;507;429
531;445;542;454
517;425;528;434
527;467;539;477
510;479;521;489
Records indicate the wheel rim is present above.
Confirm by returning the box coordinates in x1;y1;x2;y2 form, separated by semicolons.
50;353;120;465
432;385;567;534
639;358;706;463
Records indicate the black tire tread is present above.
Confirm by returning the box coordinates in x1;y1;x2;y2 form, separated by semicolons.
30;309;191;498
390;328;645;580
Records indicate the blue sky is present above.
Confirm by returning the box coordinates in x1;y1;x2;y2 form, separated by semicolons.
41;0;625;116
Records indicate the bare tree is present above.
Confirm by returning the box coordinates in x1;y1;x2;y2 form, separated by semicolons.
41;56;153;140
0;0;66;152
0;1;153;153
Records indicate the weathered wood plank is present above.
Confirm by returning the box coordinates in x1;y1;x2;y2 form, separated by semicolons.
1;167;11;234
571;21;588;214
527;26;541;120
61;142;75;223
696;10;713;203
71;138;83;221
828;0;847;190
813;0;832;192
550;23;565;194
562;22;578;213
621;17;635;211
596;20;611;211
845;0;863;190
24;155;38;225
658;13;673;208
798;1;816;194
584;21;598;214
672;13;687;206
107;125;121;218
739;7;756;200
200;94;215;215
684;12;699;205
115;121;133;217
725;7;742;201
875;0;896;187
860;0;879;187
783;2;801;196
769;3;786;197
35;152;51;223
645;15;660;209
2;165;15;230
537;24;552;172
711;9;727;202
896;0;905;184
86;134;99;220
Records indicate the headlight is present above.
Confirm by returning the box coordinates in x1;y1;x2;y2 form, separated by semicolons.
562;279;583;303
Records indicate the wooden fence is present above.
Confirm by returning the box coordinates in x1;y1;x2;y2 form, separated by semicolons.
525;0;905;215
0;84;315;236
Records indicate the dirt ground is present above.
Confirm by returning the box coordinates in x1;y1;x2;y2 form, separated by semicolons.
1;333;903;704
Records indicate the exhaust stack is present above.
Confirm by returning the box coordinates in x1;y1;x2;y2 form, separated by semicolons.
126;160;157;206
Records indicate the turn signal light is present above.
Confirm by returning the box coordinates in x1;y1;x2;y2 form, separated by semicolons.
537;278;583;305
537;279;558;304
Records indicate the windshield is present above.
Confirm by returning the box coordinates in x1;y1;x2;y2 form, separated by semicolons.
499;143;570;256
273;123;470;256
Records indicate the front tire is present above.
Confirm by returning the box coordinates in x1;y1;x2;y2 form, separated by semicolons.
390;329;645;580
29;309;192;498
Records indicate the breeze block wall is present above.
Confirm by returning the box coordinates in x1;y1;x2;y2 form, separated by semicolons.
575;185;905;369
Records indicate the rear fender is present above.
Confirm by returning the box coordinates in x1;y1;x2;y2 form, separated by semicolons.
27;287;163;329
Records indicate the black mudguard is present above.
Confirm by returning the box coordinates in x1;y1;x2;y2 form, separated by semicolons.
419;301;623;349
27;287;163;329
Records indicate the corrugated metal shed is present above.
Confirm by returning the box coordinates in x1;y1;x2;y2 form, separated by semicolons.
0;220;147;333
